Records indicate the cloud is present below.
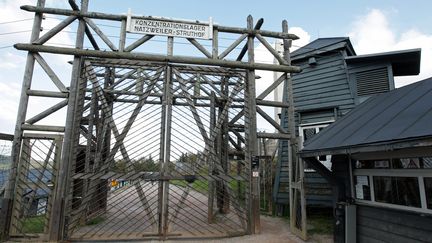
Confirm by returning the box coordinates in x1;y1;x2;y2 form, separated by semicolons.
348;9;432;87
0;82;20;130
0;0;75;133
290;27;311;52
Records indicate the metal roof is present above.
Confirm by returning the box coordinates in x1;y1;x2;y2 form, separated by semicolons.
345;48;421;76
300;77;432;156
291;37;356;61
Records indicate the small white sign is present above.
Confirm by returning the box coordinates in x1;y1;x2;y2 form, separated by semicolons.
127;11;213;40
355;184;364;199
252;171;259;178
356;175;369;185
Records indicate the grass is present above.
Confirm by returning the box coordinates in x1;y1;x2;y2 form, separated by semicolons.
85;216;105;226
22;215;45;233
170;179;246;197
307;209;334;235
0;164;10;170
170;180;209;194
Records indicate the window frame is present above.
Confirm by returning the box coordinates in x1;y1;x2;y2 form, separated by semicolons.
354;167;432;215
299;120;334;171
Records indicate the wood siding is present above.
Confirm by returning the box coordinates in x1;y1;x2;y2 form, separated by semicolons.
274;50;355;205
357;205;432;243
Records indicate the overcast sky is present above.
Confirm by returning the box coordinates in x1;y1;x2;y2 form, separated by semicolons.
0;0;431;133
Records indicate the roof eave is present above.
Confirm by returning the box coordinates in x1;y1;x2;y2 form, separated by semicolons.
299;136;432;158
345;48;421;76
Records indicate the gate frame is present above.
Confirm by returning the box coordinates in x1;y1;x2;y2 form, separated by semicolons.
9;133;63;240
1;0;302;241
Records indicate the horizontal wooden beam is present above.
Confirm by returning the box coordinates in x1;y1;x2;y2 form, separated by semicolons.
27;90;69;98
0;133;14;141
21;5;299;40
257;132;291;139
256;100;289;108
21;124;65;132
15;44;302;73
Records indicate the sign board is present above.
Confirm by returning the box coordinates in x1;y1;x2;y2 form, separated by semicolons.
127;11;213;40
251;156;259;169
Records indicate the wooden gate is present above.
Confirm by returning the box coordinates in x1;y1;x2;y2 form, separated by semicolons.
65;60;251;240
1;1;300;241
9;134;63;241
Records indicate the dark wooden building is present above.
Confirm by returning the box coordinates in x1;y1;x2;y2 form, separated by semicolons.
300;77;432;242
273;37;421;207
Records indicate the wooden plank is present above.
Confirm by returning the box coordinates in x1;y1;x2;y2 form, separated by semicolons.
187;38;212;58
118;19;126;52
47;1;87;237
33;53;67;92
0;133;14;141
173;71;210;142
68;0;100;50
257;74;285;100
124;35;154;52
84;17;118;51
257;132;291;139
15;44;302;73
358;205;432;231
161;36;174;239
21;124;65;132
218;34;247;60
256;106;287;133
27;89;68;98
255;34;287;65
236;18;263;62
256;100;289;108
25;99;68;124
34;15;77;45
357;223;429;243
22;5;299;39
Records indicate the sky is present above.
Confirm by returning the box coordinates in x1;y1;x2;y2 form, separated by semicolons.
0;0;431;134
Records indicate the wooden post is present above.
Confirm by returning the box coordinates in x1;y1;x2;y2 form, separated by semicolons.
208;91;216;223
119;18;127;52
0;0;45;240
162;36;174;239
283;19;307;240
246;15;260;234
48;0;88;240
157;70;167;237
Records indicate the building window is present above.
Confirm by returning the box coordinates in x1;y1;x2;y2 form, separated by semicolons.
373;176;421;208
354;156;432;214
356;157;432;169
354;175;371;200
425;178;432;209
299;122;333;170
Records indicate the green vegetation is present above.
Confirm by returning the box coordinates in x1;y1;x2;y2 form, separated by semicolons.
170;179;209;194
112;156;158;173
85;216;105;226
307;210;334;235
170;178;246;204
22;215;45;233
0;163;10;170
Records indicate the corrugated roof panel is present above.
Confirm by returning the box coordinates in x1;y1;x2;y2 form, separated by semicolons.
301;77;432;154
341;81;424;145
367;85;432;142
